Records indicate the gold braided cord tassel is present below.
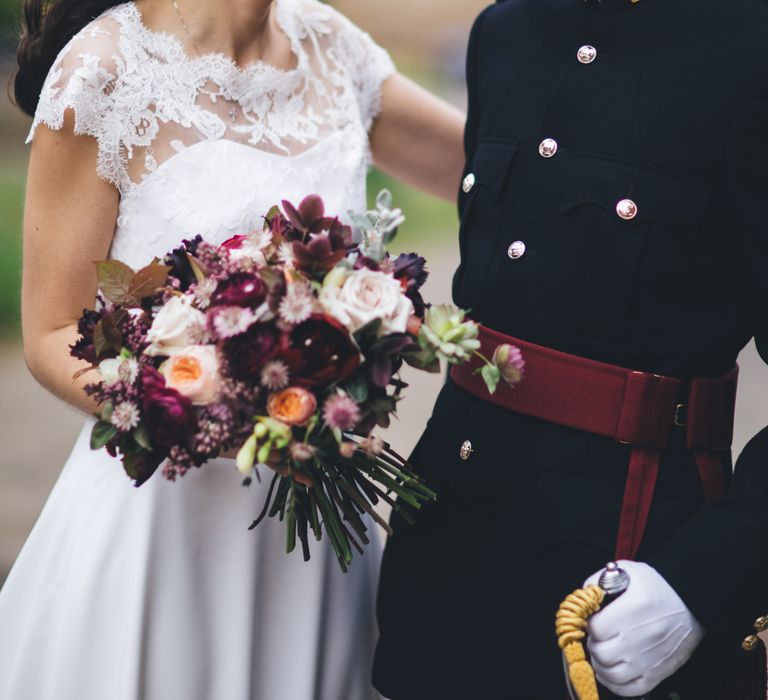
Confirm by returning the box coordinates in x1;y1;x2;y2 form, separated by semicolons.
556;585;605;700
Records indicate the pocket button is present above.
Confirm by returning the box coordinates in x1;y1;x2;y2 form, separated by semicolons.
507;240;527;260
462;173;476;194
616;198;638;220
539;138;559;158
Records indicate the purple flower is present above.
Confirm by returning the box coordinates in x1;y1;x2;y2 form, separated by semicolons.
70;307;105;363
493;344;525;387
393;253;428;317
223;323;282;380
279;315;361;388
322;394;361;431
210;273;267;309
165;236;204;291
141;367;198;450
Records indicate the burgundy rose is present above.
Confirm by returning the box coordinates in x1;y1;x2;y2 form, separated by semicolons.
279;314;361;388
141;367;198;450
223;323;281;380
210;273;267;309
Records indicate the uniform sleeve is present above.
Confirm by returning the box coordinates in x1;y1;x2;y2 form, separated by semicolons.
333;13;396;133
27;18;124;188
648;63;768;651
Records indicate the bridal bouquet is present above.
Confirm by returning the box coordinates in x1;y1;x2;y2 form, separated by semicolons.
72;192;524;569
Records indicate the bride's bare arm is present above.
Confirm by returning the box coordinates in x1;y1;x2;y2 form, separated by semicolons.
370;73;466;203
22;112;119;414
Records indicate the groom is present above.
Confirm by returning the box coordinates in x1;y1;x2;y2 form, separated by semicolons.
374;0;768;698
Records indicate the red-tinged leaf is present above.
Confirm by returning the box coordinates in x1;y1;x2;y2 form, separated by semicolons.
101;311;125;352
73;366;98;381
282;199;304;230
95;260;135;305
298;194;324;223
129;261;170;301
93;320;110;358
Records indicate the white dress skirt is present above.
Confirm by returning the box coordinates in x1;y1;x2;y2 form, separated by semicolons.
0;2;394;698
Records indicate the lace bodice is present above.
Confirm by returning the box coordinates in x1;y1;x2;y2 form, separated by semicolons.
28;0;394;268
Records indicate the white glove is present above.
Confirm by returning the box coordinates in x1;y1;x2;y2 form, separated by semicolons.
583;560;705;697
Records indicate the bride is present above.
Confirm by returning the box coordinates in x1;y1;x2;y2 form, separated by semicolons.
0;0;464;698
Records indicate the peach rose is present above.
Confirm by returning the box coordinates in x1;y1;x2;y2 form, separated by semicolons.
267;387;317;426
159;345;221;406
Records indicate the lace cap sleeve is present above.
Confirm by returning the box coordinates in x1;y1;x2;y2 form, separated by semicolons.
331;10;396;132
27;16;125;188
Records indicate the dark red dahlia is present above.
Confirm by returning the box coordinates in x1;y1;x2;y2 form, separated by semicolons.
279;314;361;388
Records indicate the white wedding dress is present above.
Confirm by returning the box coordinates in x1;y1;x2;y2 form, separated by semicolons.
0;2;393;698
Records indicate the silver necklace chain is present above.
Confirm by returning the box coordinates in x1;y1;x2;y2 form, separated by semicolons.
170;0;238;123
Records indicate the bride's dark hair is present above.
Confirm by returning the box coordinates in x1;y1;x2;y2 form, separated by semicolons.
14;0;124;117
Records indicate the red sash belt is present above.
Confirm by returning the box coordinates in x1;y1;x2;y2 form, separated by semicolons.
449;325;739;560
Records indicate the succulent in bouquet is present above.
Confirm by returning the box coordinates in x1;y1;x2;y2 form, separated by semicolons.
72;191;524;570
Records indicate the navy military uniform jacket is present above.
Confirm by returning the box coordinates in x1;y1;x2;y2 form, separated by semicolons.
374;0;768;698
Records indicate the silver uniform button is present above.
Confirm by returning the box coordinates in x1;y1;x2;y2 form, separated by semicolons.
616;198;638;220
539;138;558;158
462;173;476;193
577;45;597;64
459;440;473;461
508;240;526;260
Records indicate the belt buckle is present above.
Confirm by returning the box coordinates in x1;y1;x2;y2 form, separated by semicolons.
674;402;688;427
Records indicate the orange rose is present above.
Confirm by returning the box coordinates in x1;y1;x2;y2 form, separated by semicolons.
267;387;317;426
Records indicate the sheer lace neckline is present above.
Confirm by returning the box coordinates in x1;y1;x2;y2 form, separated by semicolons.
126;0;304;78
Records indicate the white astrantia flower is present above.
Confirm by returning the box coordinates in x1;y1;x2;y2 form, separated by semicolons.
278;282;315;325
118;357;141;385
261;360;290;391
111;401;141;432
320;267;412;335
228;230;273;266
192;277;218;309
277;241;296;268
210;306;257;339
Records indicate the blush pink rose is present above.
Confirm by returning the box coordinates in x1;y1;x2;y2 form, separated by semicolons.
159;345;222;405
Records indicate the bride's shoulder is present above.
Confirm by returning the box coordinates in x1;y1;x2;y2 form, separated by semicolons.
287;0;383;51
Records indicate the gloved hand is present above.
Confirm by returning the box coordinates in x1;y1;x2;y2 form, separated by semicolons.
582;560;705;697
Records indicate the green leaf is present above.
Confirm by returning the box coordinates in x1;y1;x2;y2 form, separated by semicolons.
479;363;501;395
132;425;152;450
128;261;170;301
344;370;369;403
90;420;118;450
94;260;135;305
376;189;393;210
353;318;383;349
403;348;440;373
